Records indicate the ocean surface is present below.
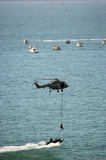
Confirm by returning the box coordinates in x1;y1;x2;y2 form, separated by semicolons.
0;1;106;160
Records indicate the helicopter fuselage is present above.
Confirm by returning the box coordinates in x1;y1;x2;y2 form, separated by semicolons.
49;79;67;90
34;79;68;92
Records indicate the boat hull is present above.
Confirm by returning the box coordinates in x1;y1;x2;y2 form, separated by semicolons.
52;46;61;50
102;39;106;44
76;42;84;47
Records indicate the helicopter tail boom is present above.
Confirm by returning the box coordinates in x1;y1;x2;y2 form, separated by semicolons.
33;81;50;89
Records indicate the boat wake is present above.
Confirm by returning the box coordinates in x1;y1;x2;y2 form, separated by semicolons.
36;38;104;43
0;141;61;153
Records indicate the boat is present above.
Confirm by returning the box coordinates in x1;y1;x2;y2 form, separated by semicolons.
52;45;61;50
102;39;106;44
76;33;84;47
23;39;29;44
76;42;84;47
29;46;38;53
46;138;64;145
66;40;70;44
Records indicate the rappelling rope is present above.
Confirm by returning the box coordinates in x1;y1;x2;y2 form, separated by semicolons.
61;91;63;124
57;91;64;138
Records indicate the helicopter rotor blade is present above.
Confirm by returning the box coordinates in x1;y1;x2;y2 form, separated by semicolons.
60;77;71;79
34;76;80;82
34;77;72;81
34;78;57;80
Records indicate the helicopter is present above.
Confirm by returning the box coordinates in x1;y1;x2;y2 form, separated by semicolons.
33;78;69;92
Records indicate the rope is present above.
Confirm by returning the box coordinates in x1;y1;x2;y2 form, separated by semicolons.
57;129;61;138
57;91;64;138
61;91;63;124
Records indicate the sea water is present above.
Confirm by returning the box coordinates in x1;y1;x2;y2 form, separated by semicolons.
0;1;106;160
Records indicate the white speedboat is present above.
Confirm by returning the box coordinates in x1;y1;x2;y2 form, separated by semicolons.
29;46;38;53
23;39;29;44
76;33;84;47
52;45;61;50
76;42;84;47
29;46;35;49
102;39;106;44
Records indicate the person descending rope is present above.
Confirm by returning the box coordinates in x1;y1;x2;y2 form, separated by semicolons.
57;90;65;139
60;124;64;130
60;92;64;130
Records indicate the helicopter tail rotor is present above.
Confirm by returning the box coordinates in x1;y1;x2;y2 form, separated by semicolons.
33;80;38;85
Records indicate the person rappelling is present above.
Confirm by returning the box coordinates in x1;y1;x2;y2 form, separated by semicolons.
60;91;64;131
60;124;64;130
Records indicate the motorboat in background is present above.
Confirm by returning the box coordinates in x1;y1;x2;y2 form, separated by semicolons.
76;33;84;47
66;39;70;44
76;42;84;47
102;39;106;44
29;46;39;53
52;45;61;50
23;39;29;44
